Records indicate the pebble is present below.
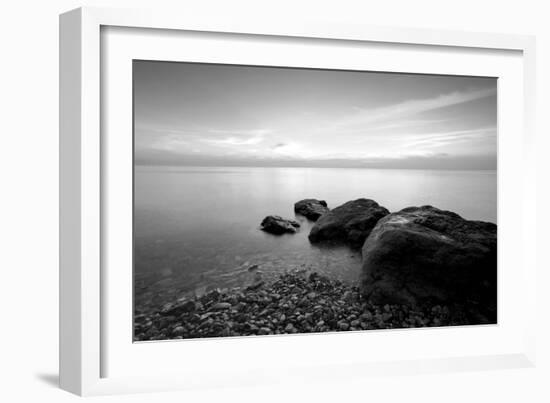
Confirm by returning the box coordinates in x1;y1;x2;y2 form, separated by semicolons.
135;272;474;341
361;311;373;321
172;326;185;336
338;321;350;331
284;323;296;333
258;327;272;335
212;302;232;310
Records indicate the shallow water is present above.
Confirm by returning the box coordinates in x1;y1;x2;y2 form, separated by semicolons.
134;166;496;310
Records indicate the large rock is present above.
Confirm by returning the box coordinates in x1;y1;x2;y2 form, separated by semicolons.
308;199;389;248
361;206;497;321
294;199;330;221
260;215;300;235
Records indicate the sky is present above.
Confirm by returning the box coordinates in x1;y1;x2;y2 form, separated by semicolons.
134;61;497;170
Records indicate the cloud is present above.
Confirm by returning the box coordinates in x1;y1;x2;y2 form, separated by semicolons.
135;126;272;151
198;128;270;146
134;83;496;170
207;128;271;136
331;87;496;132
402;127;496;149
352;118;449;133
203;135;264;146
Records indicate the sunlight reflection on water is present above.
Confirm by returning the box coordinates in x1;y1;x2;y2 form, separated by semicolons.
134;166;496;311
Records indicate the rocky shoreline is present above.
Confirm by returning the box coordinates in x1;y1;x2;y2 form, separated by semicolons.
135;197;497;341
134;270;483;341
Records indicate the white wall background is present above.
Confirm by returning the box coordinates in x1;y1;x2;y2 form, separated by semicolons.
0;0;548;401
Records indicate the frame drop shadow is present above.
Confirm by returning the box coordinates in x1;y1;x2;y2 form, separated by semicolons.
35;373;59;388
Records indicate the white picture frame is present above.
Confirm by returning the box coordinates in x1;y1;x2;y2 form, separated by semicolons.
59;6;537;396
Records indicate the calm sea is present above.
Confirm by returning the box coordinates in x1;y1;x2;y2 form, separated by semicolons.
134;166;496;310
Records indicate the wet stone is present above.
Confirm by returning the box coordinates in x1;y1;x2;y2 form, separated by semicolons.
134;271;477;341
212;302;232;310
337;321;350;331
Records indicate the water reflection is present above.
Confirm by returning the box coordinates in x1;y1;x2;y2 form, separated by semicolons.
134;166;496;313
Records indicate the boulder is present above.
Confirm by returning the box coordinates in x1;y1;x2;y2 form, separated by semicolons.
360;206;497;322
260;215;300;235
308;199;389;248
294;199;330;221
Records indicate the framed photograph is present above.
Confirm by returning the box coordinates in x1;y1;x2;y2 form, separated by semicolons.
60;7;537;396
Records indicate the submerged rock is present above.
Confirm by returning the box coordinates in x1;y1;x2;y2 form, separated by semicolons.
360;206;497;322
260;215;300;235
294;199;330;221
308;199;389;248
160;299;197;316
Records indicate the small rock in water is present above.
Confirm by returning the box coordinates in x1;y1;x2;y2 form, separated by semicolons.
294;199;330;221
260;215;300;235
161;300;196;316
194;286;207;297
247;281;264;291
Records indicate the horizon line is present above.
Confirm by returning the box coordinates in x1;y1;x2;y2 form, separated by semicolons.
134;163;497;172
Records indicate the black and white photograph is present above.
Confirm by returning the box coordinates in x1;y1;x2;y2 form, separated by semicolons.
132;61;497;341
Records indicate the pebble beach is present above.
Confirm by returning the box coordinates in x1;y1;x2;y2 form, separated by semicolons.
134;270;478;341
